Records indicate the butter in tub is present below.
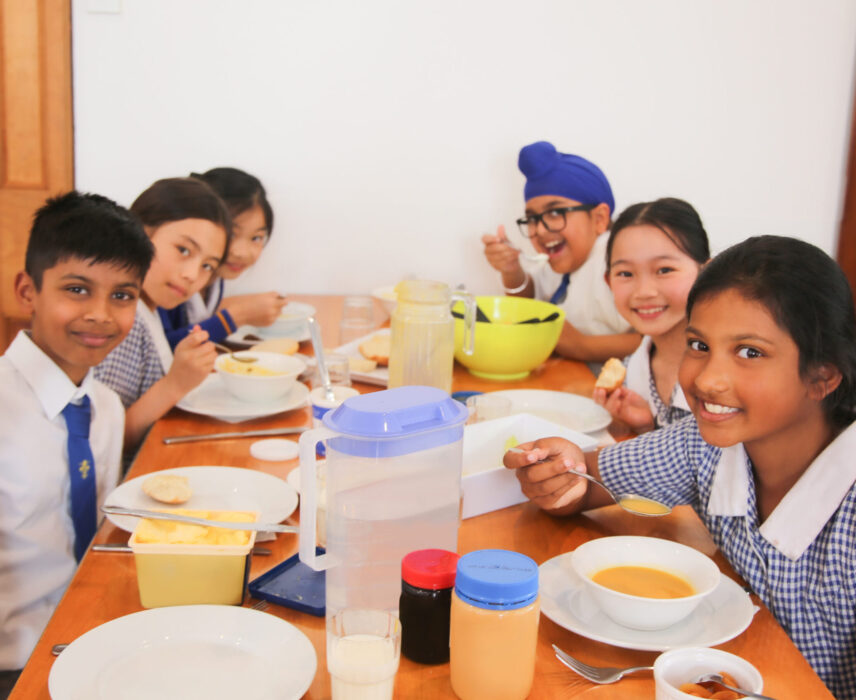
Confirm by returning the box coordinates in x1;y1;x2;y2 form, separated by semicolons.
129;509;258;608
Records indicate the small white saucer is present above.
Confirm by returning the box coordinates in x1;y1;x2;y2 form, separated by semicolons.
250;439;300;462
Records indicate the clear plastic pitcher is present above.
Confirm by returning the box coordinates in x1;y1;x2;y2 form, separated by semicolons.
298;386;468;619
387;280;476;394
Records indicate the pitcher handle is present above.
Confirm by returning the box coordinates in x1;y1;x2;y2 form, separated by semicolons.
452;291;477;356
298;426;335;571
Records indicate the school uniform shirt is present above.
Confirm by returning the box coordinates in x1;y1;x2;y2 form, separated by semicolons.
624;335;691;428
526;233;630;335
598;416;856;699
95;300;173;408
0;331;123;669
158;280;236;350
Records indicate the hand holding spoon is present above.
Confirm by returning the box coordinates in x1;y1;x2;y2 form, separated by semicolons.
507;447;672;516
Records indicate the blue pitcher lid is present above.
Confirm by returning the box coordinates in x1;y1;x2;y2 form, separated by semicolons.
322;386;468;457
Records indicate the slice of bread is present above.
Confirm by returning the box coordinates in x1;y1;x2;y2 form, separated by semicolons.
595;357;626;392
142;474;192;505
250;338;299;355
348;356;378;373
358;334;391;367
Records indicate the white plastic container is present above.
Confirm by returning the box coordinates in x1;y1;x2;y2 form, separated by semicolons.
461;413;598;518
654;647;764;699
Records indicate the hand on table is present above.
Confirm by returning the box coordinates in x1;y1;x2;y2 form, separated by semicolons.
220;292;288;328
503;437;590;514
592;386;656;434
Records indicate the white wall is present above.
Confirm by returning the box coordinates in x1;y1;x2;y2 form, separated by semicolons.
73;0;856;297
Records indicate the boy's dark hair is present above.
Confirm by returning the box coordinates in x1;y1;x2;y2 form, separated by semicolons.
687;235;856;429
26;191;154;290
130;177;233;261
191;167;274;237
606;197;710;268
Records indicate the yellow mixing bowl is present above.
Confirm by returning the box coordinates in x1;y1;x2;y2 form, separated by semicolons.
452;296;565;380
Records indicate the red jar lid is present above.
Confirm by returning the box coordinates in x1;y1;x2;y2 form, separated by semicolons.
401;549;459;590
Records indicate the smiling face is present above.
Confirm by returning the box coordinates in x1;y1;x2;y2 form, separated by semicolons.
523;195;608;275
679;289;830;452
219;204;268;280
16;258;141;384
607;224;702;339
142;218;227;309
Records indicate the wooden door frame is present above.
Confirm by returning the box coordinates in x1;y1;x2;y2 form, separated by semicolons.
837;85;856;304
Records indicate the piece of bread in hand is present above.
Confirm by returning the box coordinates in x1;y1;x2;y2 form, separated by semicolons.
358;334;391;367
142;474;192;505
250;338;299;355
595;357;626;392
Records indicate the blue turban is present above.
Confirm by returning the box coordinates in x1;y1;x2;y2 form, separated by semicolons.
518;141;615;215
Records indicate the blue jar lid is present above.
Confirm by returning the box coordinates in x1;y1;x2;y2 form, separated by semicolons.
455;549;539;610
322;386;468;458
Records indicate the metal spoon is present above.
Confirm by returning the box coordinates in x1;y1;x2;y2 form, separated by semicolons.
307;316;335;402
508;244;548;262
507;447;672;516
101;504;298;534
213;342;257;363
694;673;777;700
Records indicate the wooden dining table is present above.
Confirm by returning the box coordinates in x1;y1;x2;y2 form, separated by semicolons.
10;294;833;699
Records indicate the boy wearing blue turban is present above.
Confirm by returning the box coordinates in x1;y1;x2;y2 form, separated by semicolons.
481;141;640;362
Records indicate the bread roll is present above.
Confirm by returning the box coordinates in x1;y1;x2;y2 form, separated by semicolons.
595;358;626;392
142;474;192;505
358;334;391;367
348;356;378;373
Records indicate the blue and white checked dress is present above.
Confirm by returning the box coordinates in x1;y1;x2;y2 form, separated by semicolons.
94;310;166;409
599;416;856;699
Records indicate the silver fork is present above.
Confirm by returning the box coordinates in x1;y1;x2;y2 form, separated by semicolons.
553;644;653;684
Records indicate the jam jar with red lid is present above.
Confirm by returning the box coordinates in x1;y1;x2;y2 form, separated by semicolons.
399;548;459;664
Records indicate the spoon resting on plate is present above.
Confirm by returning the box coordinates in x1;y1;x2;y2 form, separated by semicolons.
507;447;672;516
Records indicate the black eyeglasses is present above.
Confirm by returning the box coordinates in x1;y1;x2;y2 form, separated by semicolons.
516;204;595;238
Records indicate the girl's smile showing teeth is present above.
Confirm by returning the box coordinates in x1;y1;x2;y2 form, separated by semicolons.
633;305;666;319
702;401;739;415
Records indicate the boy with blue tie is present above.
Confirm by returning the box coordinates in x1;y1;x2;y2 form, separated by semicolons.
0;192;153;696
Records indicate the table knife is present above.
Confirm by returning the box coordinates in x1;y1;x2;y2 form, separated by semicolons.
162;426;307;445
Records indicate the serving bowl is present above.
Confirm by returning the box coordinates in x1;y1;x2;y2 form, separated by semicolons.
452;296;564;380
654;647;764;699
215;351;306;403
571;536;720;631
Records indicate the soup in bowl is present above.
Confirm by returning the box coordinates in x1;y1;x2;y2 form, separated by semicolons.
571;536;720;630
215;351;306;403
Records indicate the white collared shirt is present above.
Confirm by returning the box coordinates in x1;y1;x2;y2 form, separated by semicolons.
526;233;630;335
0;331;124;669
599;416;856;698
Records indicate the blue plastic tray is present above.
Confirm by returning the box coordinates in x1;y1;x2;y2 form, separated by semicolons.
248;548;325;616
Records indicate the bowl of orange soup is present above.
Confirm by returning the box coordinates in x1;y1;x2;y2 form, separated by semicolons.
571;536;720;631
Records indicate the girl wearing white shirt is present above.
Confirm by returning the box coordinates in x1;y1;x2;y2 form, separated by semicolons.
593;198;709;433
96;178;231;447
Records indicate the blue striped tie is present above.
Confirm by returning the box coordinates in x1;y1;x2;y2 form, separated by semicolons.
550;273;570;305
61;396;97;562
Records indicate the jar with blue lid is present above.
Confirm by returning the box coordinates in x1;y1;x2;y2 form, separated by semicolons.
449;549;540;700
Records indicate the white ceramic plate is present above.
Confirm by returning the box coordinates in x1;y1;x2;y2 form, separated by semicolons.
104;466;298;533
177;374;310;422
330;328;390;387
226;323;310;347
488;389;611;434
48;605;316;700
539;551;757;651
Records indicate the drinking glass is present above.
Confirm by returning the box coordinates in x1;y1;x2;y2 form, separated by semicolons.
327;609;401;700
340;296;375;345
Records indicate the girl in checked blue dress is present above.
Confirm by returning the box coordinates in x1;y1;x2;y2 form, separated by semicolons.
505;235;856;699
